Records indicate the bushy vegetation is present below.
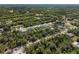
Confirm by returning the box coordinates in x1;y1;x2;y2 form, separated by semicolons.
24;34;79;54
0;5;79;54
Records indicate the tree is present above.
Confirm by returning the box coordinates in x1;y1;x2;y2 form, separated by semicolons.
8;40;16;48
0;44;7;53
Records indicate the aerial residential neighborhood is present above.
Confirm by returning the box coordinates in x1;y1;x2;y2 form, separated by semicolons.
0;4;79;54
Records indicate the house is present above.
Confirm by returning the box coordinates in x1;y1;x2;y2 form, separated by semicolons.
11;25;27;32
35;14;43;16
9;9;14;13
0;28;4;32
72;41;79;48
66;33;74;38
19;27;27;32
6;20;12;25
